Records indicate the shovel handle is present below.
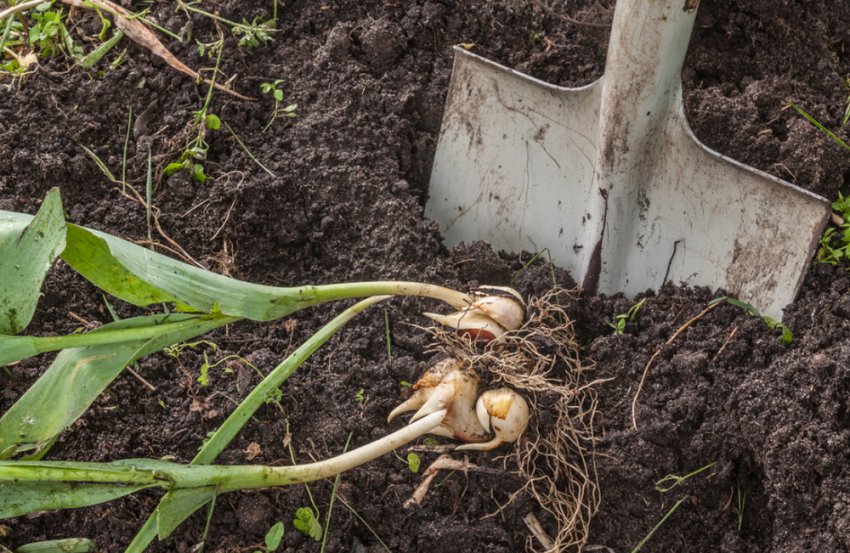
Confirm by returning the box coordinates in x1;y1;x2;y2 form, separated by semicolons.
596;0;699;172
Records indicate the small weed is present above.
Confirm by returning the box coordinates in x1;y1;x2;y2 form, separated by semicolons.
609;298;645;335
165;35;225;184
354;388;365;403
260;79;297;131
399;379;412;389
177;0;276;48
817;192;850;265
529;30;544;46
393;450;420;473
710;296;794;345
293;507;322;542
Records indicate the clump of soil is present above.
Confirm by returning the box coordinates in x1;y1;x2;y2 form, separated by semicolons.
1;0;849;552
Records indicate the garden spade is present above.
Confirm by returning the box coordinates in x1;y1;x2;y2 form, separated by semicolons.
425;0;831;318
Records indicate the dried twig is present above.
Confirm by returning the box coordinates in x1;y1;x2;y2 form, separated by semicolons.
631;301;721;429
712;325;739;363
523;512;555;552
405;454;497;508
59;0;252;100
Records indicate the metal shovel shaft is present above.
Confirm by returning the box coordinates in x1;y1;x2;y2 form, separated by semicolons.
426;0;830;318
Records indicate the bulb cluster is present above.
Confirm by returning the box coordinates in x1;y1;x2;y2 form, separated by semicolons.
389;356;530;451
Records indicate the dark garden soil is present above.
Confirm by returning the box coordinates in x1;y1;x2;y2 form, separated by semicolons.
2;0;850;551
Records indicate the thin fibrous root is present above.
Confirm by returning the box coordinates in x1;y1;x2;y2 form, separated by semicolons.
426;287;602;553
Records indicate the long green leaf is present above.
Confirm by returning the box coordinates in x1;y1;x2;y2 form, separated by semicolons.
0;312;238;367
0;481;156;519
0;188;66;335
0;313;237;459
57;223;470;319
126;296;387;552
61;223;315;319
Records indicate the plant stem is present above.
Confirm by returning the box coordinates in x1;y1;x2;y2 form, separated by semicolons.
0;410;446;492
0;314;238;366
297;281;472;311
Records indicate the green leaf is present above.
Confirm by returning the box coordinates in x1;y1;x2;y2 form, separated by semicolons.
407;452;420;474
0;313;235;459
264;521;285;551
154;487;218;540
779;324;794;345
0;480;155;519
13;538;97;553
204;114;221;130
164;161;187;176
0;188;66;334
293;507;322;541
192;163;208;184
58;223;314;321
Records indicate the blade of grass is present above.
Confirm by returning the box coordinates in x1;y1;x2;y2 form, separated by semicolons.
788;101;850;152
145;148;153;243
321;432;353;553
336;495;391;553
80;145;120;184
78;28;124;68
121;107;132;191
630;497;686;553
223;120;277;178
0;188;66;335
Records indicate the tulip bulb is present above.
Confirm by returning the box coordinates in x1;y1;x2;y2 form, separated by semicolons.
456;388;530;451
423;285;526;341
387;357;488;442
387;357;459;423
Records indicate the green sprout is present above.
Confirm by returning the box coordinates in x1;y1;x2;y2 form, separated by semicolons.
406;452;421;474
260;79;297;131
736;485;746;532
817;192;850;265
293;507;322;542
609;298;646;335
